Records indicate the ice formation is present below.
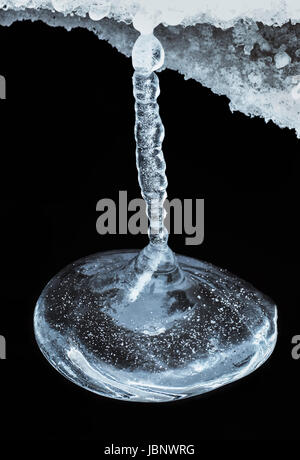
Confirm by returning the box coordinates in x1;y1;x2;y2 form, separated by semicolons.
130;32;180;302
0;1;300;136
132;34;167;246
32;4;279;402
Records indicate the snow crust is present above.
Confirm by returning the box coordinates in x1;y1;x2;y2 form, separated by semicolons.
1;1;300;136
1;1;300;28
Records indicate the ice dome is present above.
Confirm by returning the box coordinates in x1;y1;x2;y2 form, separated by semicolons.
1;0;300;136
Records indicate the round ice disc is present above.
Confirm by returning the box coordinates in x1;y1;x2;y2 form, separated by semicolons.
34;250;277;402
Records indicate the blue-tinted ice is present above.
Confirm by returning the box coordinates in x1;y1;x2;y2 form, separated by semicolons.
34;31;277;402
34;250;277;402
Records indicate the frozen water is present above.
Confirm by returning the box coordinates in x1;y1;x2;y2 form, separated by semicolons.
275;51;292;69
1;1;300;28
1;1;300;136
132;33;164;74
132;33;168;247
32;27;278;402
34;250;277;402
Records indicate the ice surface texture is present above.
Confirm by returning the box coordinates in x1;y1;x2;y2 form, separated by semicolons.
34;251;277;402
1;2;300;136
1;1;300;27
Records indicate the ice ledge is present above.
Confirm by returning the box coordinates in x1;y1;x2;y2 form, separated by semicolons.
1;7;300;137
1;1;300;28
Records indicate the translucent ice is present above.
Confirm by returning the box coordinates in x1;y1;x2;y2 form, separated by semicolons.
132;34;167;248
33;26;278;402
34;250;277;402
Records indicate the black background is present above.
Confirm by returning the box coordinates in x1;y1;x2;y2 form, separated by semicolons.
0;20;299;441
